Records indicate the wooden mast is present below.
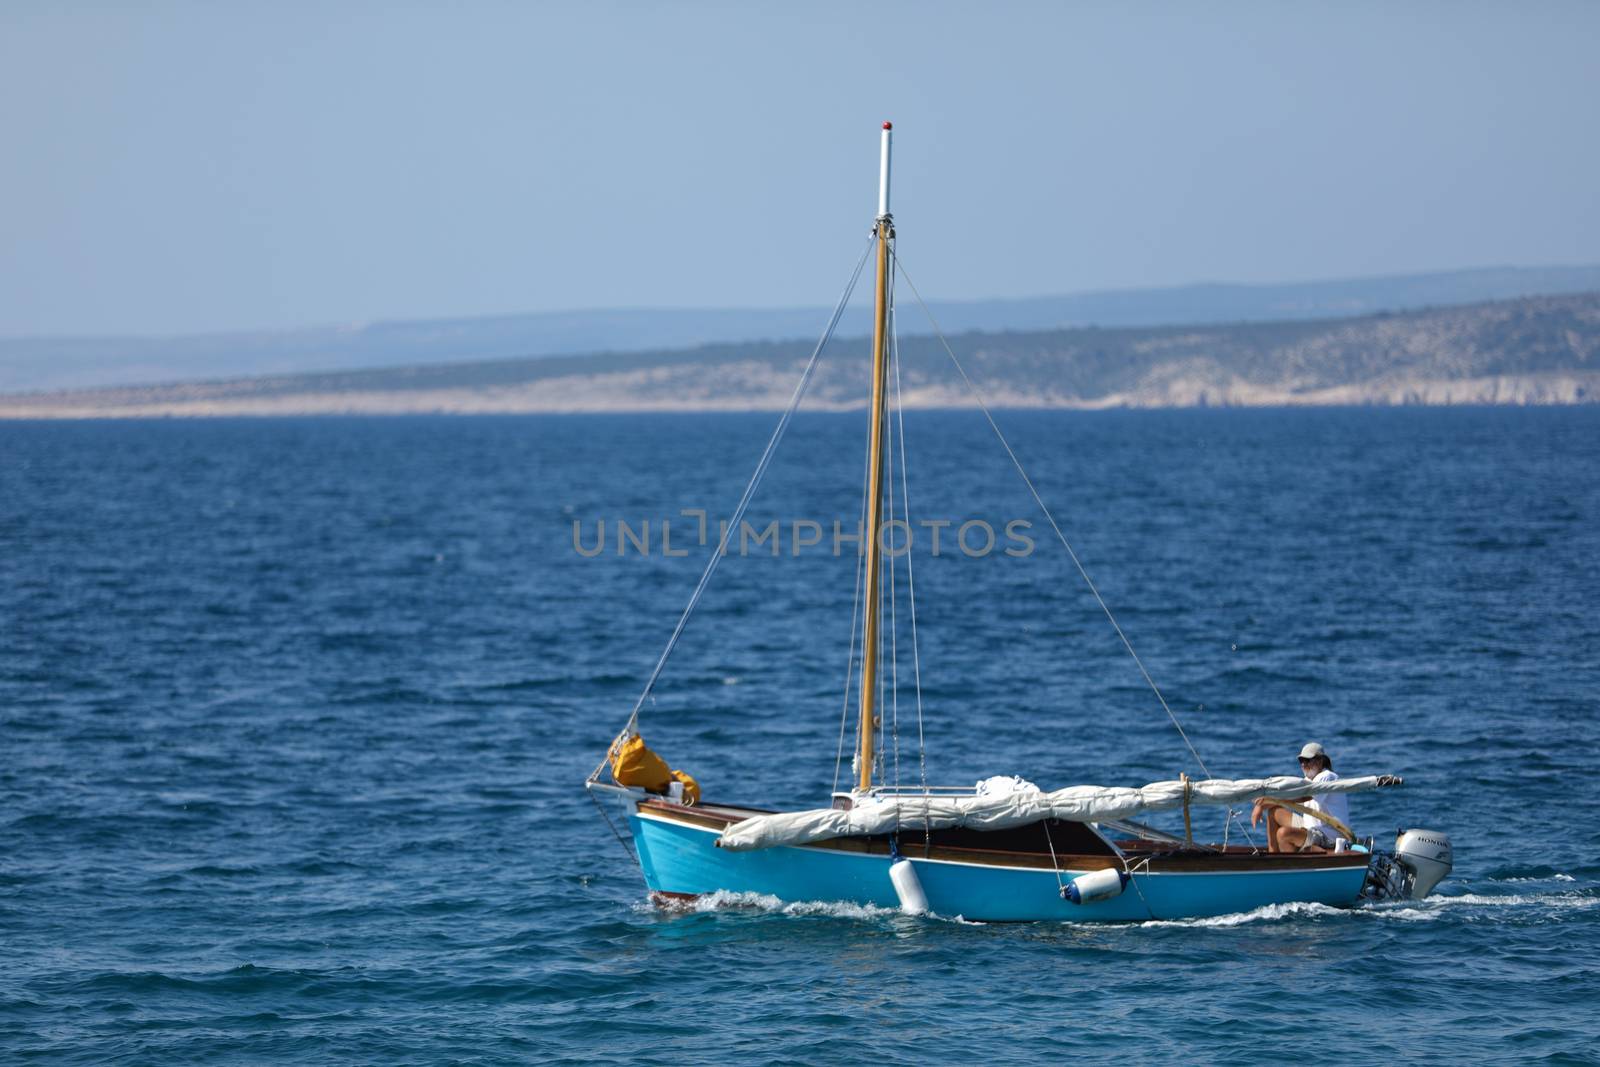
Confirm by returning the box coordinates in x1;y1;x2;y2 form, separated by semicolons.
856;122;894;794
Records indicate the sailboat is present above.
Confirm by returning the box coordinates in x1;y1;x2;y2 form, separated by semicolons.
585;123;1453;922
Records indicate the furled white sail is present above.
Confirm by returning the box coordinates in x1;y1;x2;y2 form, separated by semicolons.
716;774;1399;852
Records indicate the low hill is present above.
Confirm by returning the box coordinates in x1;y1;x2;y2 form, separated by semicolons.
3;264;1599;394
3;291;1596;417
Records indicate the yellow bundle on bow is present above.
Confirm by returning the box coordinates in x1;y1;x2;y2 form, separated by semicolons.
609;733;700;805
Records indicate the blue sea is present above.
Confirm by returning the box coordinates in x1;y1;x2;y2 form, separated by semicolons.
2;409;1598;1064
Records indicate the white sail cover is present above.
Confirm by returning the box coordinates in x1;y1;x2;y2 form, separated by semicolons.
716;774;1398;851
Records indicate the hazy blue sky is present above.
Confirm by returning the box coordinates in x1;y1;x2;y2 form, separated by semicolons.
3;1;1598;337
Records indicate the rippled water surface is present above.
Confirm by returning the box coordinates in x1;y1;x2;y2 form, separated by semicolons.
2;410;1598;1063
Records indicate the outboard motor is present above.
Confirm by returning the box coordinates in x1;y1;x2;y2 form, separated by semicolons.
1364;828;1453;900
1394;829;1453;898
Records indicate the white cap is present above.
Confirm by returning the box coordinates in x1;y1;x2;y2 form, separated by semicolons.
1298;742;1327;761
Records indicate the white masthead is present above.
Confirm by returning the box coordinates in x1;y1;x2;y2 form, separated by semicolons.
877;121;892;220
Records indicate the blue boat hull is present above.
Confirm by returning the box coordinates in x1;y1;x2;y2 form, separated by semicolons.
632;806;1369;922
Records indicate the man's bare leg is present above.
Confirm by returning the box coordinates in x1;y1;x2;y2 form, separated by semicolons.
1271;808;1306;852
1265;806;1283;851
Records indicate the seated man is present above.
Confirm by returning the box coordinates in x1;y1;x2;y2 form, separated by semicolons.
1250;742;1352;852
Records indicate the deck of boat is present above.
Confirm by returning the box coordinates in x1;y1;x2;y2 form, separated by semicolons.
635;797;1371;874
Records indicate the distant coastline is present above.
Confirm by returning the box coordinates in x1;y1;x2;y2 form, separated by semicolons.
5;263;1600;396
3;291;1596;418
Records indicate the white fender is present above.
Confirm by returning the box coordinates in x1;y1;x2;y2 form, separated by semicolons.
889;858;929;915
1066;867;1130;905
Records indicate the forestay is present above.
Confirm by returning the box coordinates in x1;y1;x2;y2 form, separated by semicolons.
716;774;1400;851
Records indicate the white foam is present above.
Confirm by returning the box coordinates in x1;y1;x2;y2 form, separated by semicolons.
1139;900;1348;928
771;897;901;921
658;889;901;921
1353;900;1445;922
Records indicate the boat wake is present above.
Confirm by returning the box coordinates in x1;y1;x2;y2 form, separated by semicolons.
1489;873;1577;884
1138;887;1597;929
640;880;1595;928
1410;890;1596;910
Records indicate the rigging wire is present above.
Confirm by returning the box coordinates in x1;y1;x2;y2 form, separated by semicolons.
592;233;876;781
889;261;930;801
832;448;871;795
1121;853;1159;920
886;361;901;793
891;252;1216;782
1042;818;1068;898
587;788;640;868
876;536;887;786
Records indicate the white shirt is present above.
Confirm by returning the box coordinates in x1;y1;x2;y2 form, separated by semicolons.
1299;769;1352;840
